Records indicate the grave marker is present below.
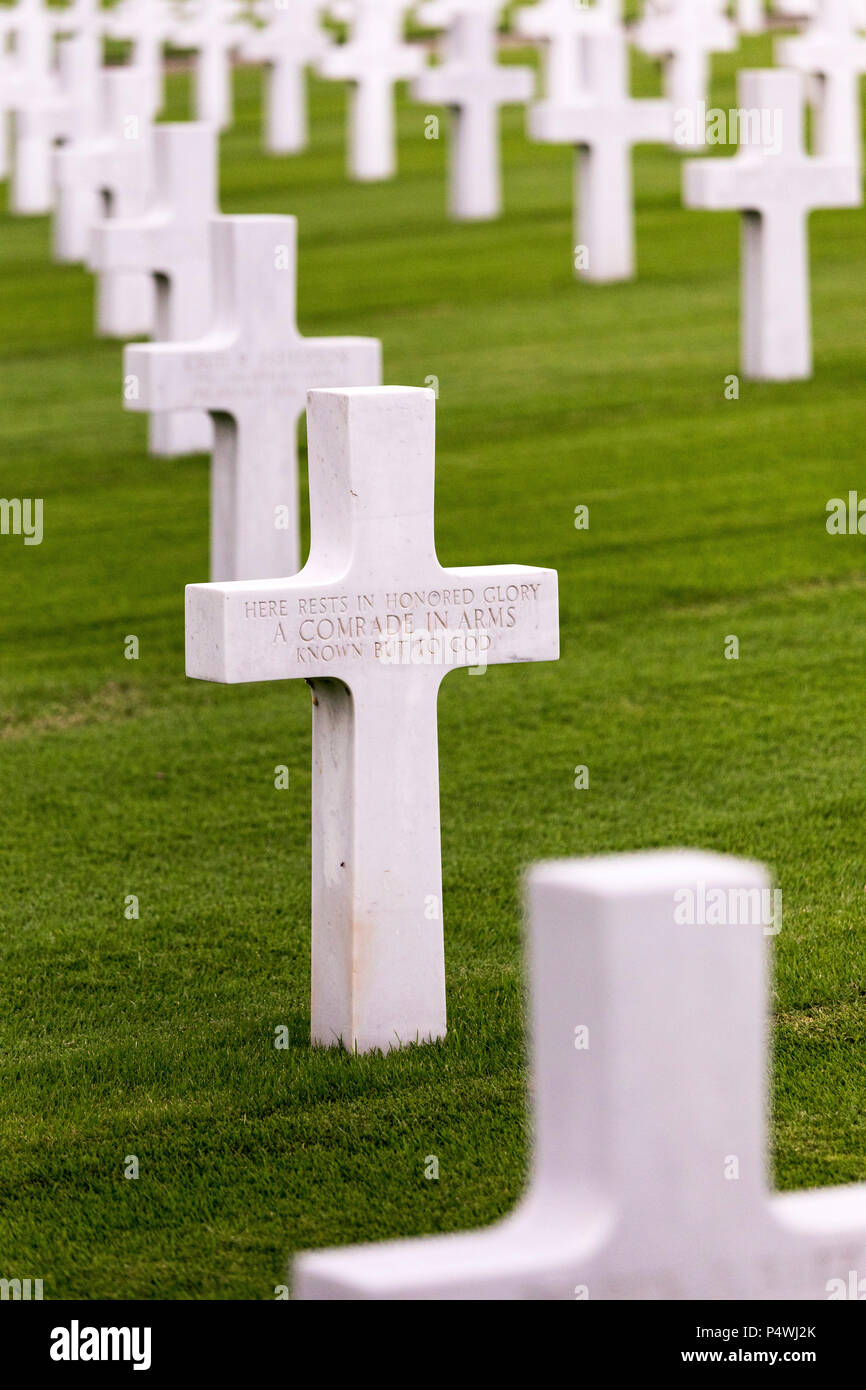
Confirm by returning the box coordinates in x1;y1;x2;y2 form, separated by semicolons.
413;0;533;221
318;0;423;181
105;0;176;116
634;0;736;150
53;66;157;338
294;848;866;1298
529;28;672;281
172;0;243;131
513;0;620;108
185;386;560;1054
4;0;55;94
124;215;381;580
10;32;99;219
777;0;866;171
90;123;219;458
4;0;63;212
243;0;331;154
684;69;861;381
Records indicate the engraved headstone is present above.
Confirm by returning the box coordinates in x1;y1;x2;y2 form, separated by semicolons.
90;123;219;458
413;0;533;221
124;216;381;580
185;386;560;1054
529;28;672;282
53;66;157;338
634;0;736;150
242;0;331;154
318;0;423;181
777;0;866;171
684;69;861;381
294;848;866;1299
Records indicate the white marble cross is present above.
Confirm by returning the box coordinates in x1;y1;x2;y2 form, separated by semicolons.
413;0;533;221
294;847;866;1298
242;0;331;154
2;0;62;208
124;216;382;581
635;0;736;150
318;0;423;181
9;31;99;218
104;0;177;117
513;0;620;108
173;0;243;131
186;386;560;1054
684;69;861;381
2;0;56;92
53;66;157;339
529;29;672;282
90;123;219;459
777;0;866;171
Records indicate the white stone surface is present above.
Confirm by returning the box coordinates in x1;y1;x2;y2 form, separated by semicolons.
9;32;99;218
684;69;861;381
54;66;158;338
3;0;63;209
172;0;243;131
243;0;331;154
90;123;219;458
294;848;866;1298
318;0;423;181
3;0;55;92
413;0;533;221
772;0;817;16
736;0;767;31
773;0;866;21
105;0;177;116
635;0;736;149
124;216;382;581
530;29;672;282
185;387;560;1054
777;0;866;170
513;0;621;108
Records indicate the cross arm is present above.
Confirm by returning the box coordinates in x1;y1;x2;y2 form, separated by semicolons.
415;64;534;109
186;576;329;685
530;99;672;147
684;155;861;214
636;24;735;60
89;213;164;275
443;565;559;669
186;563;558;687
318;44;425;83
53;139;114;191
514;4;612;41
124;335;235;416
776;35;866;76
298;335;383;394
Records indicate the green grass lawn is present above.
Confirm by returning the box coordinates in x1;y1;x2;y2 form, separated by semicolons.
1;35;865;1299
